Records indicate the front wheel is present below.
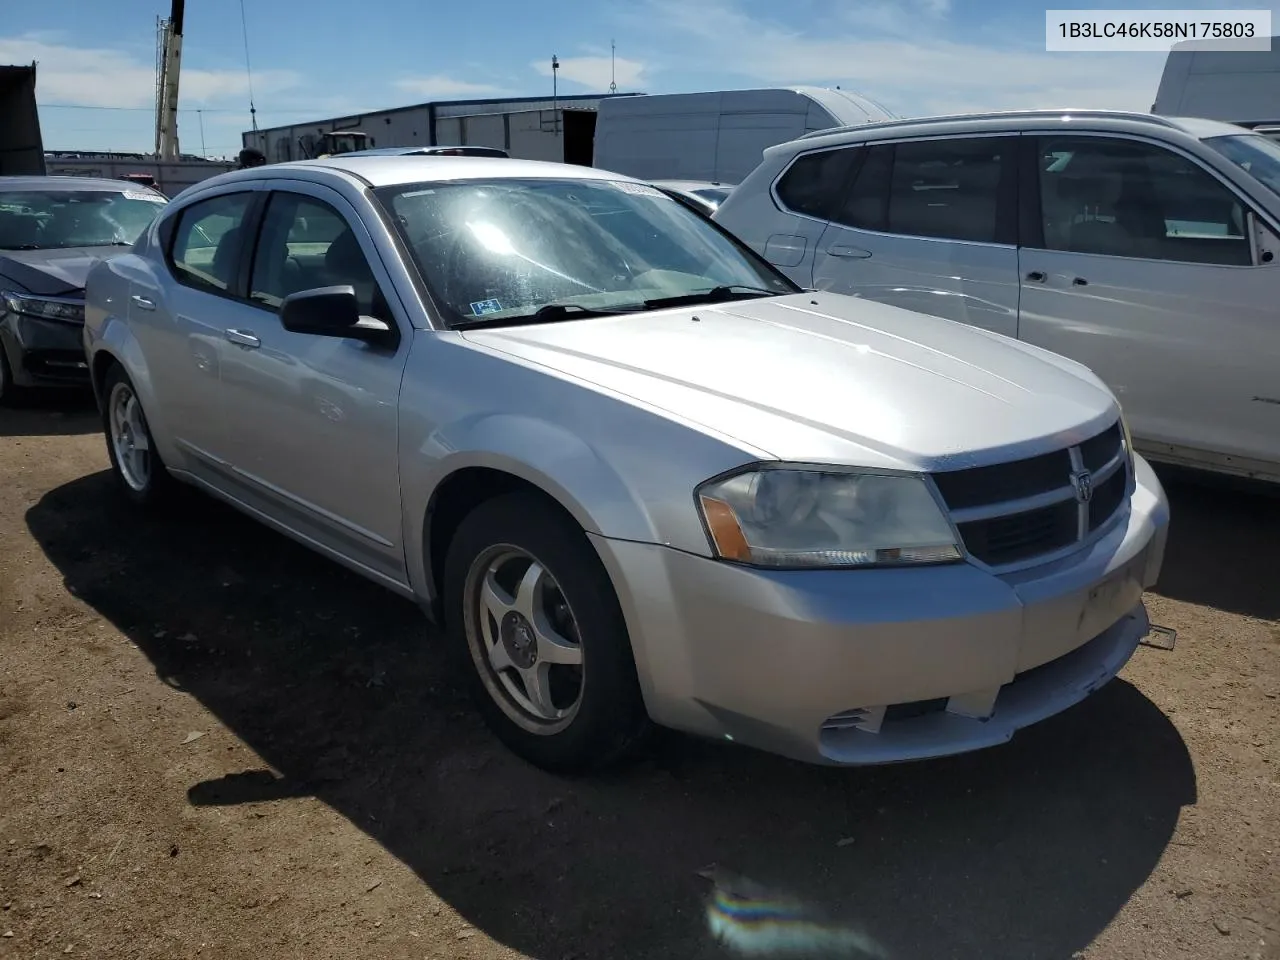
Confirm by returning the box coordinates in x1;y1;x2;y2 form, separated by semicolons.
101;364;175;508
442;492;649;773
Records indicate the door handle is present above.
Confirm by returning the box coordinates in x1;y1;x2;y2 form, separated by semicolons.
224;328;261;349
1025;271;1047;283
1072;276;1088;286
130;294;156;311
826;244;873;259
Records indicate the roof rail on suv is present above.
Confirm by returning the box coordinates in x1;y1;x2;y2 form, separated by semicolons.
795;109;1183;142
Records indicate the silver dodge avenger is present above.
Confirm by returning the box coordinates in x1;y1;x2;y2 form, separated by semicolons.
83;156;1170;772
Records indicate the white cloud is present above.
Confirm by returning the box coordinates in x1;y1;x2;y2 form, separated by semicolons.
0;35;298;109
393;75;510;99
533;55;648;91
625;0;1170;117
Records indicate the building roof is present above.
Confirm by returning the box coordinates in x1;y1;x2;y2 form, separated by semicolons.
246;91;644;138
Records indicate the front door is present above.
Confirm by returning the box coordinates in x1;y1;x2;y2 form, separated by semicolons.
812;135;1022;337
215;183;412;586
1018;133;1280;476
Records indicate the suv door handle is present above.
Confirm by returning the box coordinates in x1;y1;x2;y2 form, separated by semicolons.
130;295;156;311
826;244;873;259
1072;276;1088;286
1025;270;1047;283
224;328;261;349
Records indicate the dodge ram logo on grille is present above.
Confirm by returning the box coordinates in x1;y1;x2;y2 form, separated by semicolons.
1071;470;1094;504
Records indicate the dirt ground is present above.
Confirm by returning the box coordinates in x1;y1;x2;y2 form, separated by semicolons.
0;394;1277;960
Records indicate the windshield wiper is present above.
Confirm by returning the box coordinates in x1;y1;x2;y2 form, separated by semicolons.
642;285;782;310
451;301;643;331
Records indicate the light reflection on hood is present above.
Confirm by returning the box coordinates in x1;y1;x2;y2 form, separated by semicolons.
700;865;890;959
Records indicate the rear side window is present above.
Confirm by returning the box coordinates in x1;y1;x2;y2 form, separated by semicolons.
169;193;254;294
775;148;859;219
883;137;1014;243
832;144;893;230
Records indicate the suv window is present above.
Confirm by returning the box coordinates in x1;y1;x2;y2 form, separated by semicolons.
883;137;1013;243
169;192;254;293
248;192;386;318
775;148;859;219
832;144;893;231
1037;136;1251;266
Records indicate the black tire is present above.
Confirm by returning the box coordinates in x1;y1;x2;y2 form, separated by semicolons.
442;491;650;773
0;341;22;406
101;363;177;508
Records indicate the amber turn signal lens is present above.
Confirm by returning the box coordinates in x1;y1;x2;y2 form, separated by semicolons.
699;495;752;562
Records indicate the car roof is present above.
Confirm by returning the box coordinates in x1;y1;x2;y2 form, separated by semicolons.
0;175;167;196
204;155;639;190
776;108;1252;157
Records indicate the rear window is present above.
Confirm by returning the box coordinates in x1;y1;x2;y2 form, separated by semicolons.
774;148;859;220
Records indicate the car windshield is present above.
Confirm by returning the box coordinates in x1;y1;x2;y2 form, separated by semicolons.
375;177;796;327
0;188;167;250
1203;134;1280;198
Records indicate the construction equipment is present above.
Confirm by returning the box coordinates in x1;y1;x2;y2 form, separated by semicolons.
154;0;184;161
0;63;46;175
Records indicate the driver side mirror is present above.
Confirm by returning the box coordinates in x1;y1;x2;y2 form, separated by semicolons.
279;285;399;348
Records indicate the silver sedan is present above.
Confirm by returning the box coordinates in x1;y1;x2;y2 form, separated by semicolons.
83;155;1170;773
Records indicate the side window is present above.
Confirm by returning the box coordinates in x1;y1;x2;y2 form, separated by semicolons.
169;192;254;294
1037;136;1251;266
775;148;859;220
248;193;387;319
884;137;1014;243
831;144;892;230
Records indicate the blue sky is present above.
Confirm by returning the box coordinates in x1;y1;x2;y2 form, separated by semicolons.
3;0;1272;158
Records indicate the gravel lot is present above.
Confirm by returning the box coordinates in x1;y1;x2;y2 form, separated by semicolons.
1;394;1277;960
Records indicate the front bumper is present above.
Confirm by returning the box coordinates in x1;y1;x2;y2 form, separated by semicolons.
0;311;90;387
591;454;1170;765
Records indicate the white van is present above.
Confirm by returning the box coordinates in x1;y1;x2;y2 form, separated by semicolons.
592;86;897;184
1153;37;1280;126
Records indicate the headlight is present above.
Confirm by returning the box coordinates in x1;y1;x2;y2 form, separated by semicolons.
696;467;962;568
3;291;86;324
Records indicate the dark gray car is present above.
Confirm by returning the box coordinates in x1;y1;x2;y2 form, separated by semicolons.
0;176;167;400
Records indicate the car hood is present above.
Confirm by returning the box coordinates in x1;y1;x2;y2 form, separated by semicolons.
0;246;124;297
460;293;1119;471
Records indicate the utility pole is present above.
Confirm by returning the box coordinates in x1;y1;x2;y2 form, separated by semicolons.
551;54;560;136
610;39;617;93
197;108;207;157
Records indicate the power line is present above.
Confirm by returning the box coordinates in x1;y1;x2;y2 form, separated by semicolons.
239;0;259;133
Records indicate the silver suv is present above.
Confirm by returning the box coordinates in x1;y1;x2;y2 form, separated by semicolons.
714;109;1280;485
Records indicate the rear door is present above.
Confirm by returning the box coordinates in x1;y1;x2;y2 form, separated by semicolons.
140;187;261;478
1017;132;1280;476
811;135;1021;337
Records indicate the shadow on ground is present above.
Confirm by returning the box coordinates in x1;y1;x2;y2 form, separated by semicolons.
0;389;98;437
28;472;1198;960
1151;465;1280;621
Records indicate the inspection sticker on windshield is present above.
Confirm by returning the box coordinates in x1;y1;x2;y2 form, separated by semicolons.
610;181;665;198
122;191;165;203
469;299;503;316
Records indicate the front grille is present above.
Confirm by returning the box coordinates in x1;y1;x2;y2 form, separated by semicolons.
956;500;1078;566
933;421;1128;567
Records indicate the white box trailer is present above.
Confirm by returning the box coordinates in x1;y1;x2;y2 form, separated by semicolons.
1153;37;1280;125
592;86;898;184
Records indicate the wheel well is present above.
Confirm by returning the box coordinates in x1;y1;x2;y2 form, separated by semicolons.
91;351;119;406
425;467;582;600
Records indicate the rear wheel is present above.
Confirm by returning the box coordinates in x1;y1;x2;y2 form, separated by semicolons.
101;364;175;508
443;492;649;773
